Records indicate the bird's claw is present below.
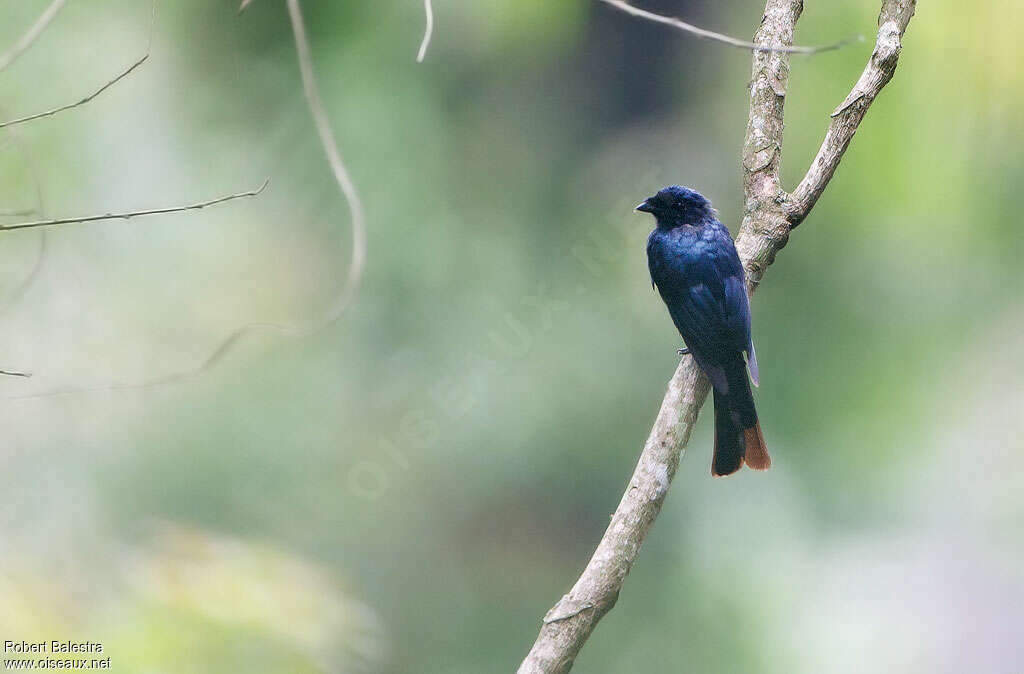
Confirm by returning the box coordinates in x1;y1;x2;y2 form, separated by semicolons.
676;347;690;356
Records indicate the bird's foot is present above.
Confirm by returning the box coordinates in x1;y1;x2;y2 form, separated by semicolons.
676;347;690;356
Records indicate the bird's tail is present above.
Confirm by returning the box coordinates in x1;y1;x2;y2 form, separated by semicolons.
711;360;770;476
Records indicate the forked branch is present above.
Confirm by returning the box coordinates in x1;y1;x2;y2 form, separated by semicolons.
517;1;916;672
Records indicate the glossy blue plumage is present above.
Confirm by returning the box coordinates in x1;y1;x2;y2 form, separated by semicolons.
638;186;768;475
647;220;755;391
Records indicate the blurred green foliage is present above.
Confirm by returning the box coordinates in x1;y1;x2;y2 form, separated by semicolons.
0;1;1021;672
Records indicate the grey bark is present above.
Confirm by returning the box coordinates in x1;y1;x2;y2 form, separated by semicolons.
516;2;916;672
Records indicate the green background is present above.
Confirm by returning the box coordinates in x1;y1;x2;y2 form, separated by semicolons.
0;0;1021;672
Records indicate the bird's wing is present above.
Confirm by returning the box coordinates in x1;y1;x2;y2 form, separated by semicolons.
679;238;754;367
663;279;730;392
649;225;756;388
683;238;751;353
724;271;758;385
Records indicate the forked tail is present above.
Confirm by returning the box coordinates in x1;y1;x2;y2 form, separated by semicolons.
711;360;770;476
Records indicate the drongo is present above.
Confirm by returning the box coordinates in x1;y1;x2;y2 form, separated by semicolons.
638;186;770;476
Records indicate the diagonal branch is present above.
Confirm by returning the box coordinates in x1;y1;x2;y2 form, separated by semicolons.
0;54;149;130
0;0;69;73
517;1;915;672
599;0;853;54
517;360;709;673
785;0;917;225
0;180;268;232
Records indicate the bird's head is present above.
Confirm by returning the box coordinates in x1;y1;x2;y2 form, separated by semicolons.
635;185;715;228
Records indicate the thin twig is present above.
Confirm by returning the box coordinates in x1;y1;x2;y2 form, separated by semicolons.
517;1;916;671
0;1;155;374
5;0;367;399
0;369;32;378
0;0;69;73
0;0;275;395
0;54;149;130
417;0;434;63
599;0;856;54
285;0;367;330
0;179;269;232
0;179;272;398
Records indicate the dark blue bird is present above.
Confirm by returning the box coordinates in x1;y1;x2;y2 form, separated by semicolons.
638;186;770;476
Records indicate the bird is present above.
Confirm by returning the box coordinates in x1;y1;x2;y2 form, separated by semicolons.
637;185;770;476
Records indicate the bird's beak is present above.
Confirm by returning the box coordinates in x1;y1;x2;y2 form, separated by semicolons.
635;200;654;213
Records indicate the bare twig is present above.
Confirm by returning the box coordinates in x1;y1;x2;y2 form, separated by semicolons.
5;0;367;399
169;0;370;379
517;1;916;671
0;178;273;399
599;0;856;54
0;0;69;73
0;179;269;232
285;0;367;330
0;54;149;130
417;0;435;63
0;2;155;381
0;369;31;378
0;0;155;130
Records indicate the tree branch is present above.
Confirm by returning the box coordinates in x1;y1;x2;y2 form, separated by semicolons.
598;0;853;54
0;179;268;232
517;361;709;673
733;0;804;290
517;1;915;671
0;0;69;73
0;54;149;130
785;0;916;225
